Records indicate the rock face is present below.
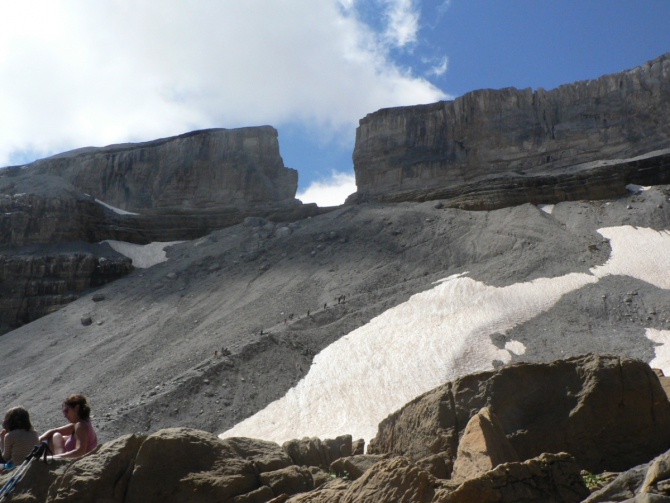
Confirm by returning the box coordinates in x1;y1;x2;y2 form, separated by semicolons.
350;53;670;208
0;244;133;334
367;354;670;474
16;127;297;211
0;127;327;247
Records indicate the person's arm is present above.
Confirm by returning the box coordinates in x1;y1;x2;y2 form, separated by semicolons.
56;422;88;459
2;432;12;464
39;423;75;442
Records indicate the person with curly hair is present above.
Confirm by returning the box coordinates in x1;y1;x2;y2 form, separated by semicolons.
0;406;39;469
39;394;98;458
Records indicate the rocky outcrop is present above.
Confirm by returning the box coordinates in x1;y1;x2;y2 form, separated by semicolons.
584;448;670;502
14;127;297;211
435;453;589;503
282;435;353;469
0;127;328;247
367;354;670;474
0;244;133;335
349;53;670;208
450;407;519;482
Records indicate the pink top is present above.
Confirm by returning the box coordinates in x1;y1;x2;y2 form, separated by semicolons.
63;420;98;454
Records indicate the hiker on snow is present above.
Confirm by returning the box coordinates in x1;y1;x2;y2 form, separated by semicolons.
0;407;39;470
40;394;98;458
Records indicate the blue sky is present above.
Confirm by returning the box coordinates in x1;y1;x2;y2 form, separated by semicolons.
0;1;668;205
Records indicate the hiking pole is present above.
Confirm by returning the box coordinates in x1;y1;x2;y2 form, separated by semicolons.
0;441;49;502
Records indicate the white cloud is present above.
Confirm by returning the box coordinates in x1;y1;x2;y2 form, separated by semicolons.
0;0;446;166
296;171;357;207
428;56;449;76
382;0;420;48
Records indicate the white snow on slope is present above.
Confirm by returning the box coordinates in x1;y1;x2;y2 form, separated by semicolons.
645;329;670;376
221;272;596;443
591;227;670;289
103;240;183;268
537;204;554;214
220;225;670;444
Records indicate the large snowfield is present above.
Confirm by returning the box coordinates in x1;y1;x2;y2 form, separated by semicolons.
220;225;670;444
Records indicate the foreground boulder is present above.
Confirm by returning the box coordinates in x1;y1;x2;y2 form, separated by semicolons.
368;354;670;473
435;453;589;503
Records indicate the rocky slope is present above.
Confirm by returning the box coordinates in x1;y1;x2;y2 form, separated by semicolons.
0;127;327;333
349;53;670;207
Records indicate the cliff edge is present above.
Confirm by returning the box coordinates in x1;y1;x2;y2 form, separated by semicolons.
349;53;670;208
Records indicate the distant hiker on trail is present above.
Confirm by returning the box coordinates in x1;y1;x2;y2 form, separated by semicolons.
260;329;263;335
324;303;327;310
307;309;310;317
40;394;98;459
214;350;218;358
289;313;294;320
0;406;39;470
284;318;287;325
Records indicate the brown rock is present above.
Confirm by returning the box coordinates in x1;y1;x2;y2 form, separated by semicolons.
339;457;438;503
416;453;454;480
232;486;275;503
224;436;294;473
282;435;352;469
436;452;589;503
124;428;258;503
368;355;670;473
46;434;146;503
329;455;389;480
286;479;350;503
349;53;670;209
352;439;365;456
260;465;314;497
451;407;519;482
308;467;329;489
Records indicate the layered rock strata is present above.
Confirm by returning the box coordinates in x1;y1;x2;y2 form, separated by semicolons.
0;127;326;246
14;126;298;211
350;53;670;208
0;244;133;334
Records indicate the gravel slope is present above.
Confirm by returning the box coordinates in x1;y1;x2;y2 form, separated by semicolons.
1;187;669;443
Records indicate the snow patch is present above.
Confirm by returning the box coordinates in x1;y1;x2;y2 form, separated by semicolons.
591;226;670;289
645;328;670;376
95;199;139;215
626;184;651;193
103;240;183;268
220;272;596;443
537;204;554;214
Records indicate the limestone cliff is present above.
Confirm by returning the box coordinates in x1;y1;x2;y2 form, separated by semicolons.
0;126;327;246
350;53;670;207
20;126;298;211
